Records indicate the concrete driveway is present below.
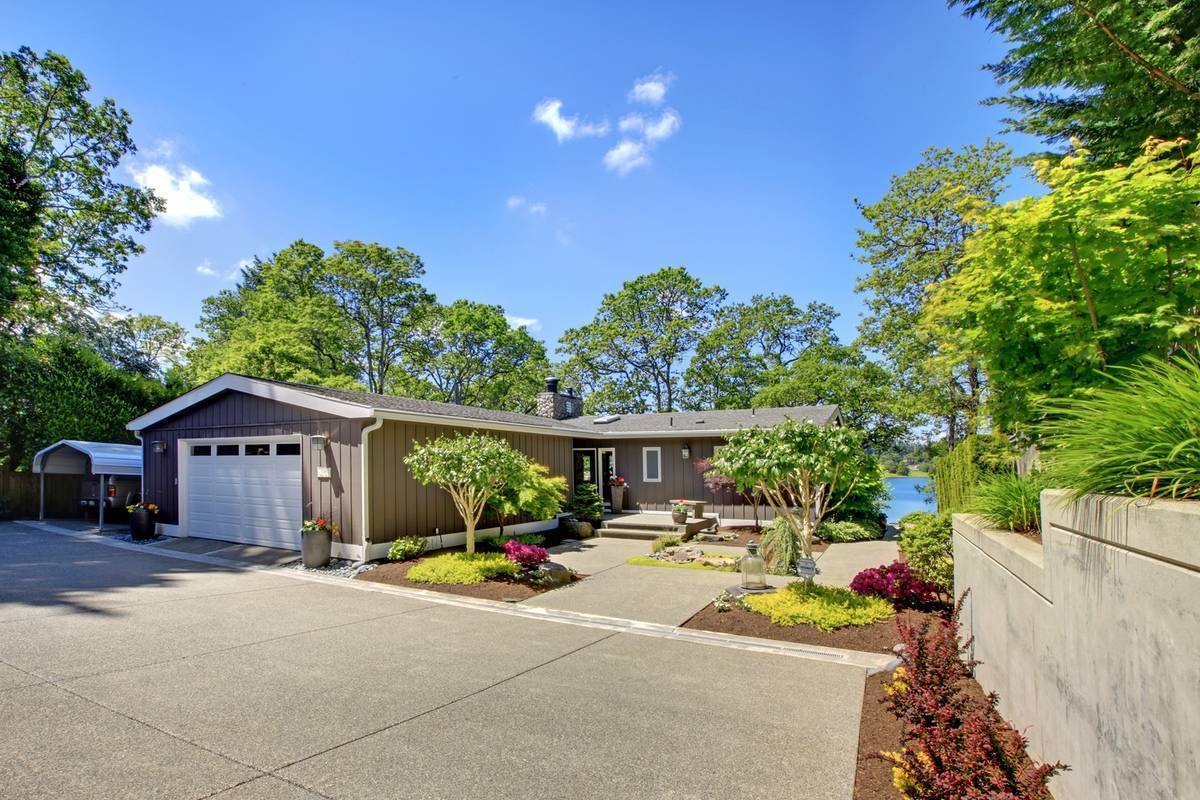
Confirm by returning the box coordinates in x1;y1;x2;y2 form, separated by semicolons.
0;523;868;800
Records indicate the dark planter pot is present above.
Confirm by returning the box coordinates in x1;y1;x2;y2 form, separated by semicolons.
672;511;688;524
301;529;332;568
130;509;156;540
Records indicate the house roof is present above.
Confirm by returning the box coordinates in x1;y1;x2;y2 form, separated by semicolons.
560;405;840;435
32;440;143;476
126;373;840;439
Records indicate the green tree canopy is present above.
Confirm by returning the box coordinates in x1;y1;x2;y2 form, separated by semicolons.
752;344;917;451
854;140;1014;445
559;266;726;413
711;421;874;565
923;137;1200;435
0;140;42;324
953;0;1200;165
405;433;530;555
0;47;161;328
396;300;551;412
684;296;838;409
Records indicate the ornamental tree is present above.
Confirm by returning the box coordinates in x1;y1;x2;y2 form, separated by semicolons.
487;460;567;537
710;421;874;567
405;433;529;555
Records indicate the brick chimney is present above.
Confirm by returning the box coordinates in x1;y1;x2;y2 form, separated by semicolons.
535;376;583;420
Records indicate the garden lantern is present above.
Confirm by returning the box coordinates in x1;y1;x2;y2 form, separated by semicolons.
740;541;767;591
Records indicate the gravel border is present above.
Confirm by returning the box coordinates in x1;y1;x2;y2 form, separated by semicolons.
279;559;377;578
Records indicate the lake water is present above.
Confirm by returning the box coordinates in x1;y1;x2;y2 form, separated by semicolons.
884;476;934;522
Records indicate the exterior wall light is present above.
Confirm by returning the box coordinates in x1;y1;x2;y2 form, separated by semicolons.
151;440;167;454
310;435;328;452
681;444;691;459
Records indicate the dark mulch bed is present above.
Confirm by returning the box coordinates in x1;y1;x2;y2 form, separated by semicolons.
855;672;905;799
355;559;576;601
681;604;944;655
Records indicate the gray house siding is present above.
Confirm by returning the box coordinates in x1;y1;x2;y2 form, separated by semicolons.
139;390;365;545
576;436;773;522
367;419;573;542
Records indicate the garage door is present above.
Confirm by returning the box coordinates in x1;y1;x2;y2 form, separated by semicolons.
185;440;303;549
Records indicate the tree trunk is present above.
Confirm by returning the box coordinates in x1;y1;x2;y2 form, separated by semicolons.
465;518;476;555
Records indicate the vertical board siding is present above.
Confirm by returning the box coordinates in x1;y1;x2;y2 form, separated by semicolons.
0;467;80;518
592;436;774;522
367;420;573;542
139;390;364;545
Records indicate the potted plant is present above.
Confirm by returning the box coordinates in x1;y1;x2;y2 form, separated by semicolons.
300;517;337;568
126;502;159;541
609;475;627;512
671;502;689;524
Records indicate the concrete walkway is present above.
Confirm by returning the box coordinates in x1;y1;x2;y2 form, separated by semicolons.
0;522;867;800
815;540;900;587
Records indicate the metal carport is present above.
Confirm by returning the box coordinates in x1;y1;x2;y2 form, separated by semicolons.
31;440;142;530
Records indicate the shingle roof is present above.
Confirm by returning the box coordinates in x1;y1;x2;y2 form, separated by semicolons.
559;406;840;434
246;376;567;430
249;376;838;436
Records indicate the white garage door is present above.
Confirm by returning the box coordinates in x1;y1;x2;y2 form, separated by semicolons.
185;440;303;549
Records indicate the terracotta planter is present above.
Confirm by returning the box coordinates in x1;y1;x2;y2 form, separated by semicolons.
129;509;156;541
301;529;332;568
611;485;626;512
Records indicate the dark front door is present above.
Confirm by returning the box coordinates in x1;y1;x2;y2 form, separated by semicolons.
573;449;597;493
599;449;615;505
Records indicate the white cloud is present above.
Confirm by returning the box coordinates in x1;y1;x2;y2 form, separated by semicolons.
505;315;543;333
132;163;221;226
628;71;674;105
532;99;609;142
603;139;651;175
617;109;681;142
196;257;250;281
506;195;547;215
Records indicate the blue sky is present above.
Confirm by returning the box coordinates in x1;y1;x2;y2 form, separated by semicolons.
7;0;1036;349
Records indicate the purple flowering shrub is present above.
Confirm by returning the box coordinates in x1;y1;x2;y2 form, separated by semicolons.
503;538;550;569
849;560;939;606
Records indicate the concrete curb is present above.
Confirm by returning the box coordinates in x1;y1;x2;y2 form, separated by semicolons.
14;520;894;674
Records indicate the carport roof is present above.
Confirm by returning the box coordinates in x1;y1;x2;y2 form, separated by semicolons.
32;440;143;476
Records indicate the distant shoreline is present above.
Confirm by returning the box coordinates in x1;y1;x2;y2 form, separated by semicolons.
884;471;929;479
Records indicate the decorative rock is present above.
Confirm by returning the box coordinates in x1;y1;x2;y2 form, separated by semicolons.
565;519;594;539
535;561;573;587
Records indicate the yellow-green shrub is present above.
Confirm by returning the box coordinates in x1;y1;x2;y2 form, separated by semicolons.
742;582;895;631
405;553;520;585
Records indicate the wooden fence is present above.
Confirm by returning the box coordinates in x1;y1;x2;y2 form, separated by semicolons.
0;468;81;519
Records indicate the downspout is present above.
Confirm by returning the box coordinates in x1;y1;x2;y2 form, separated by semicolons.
358;416;385;565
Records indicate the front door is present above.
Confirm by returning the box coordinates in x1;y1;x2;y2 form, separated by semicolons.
598;448;616;506
573;449;597;494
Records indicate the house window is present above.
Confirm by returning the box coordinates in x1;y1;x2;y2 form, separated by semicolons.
216;444;240;456
275;443;301;456
643;447;662;483
245;443;270;456
191;445;211;456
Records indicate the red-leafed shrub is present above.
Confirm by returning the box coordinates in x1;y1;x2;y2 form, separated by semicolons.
850;561;940;607
503;538;549;569
881;594;1066;799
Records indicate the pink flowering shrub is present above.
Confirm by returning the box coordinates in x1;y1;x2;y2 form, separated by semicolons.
503;538;549;569
850;560;939;606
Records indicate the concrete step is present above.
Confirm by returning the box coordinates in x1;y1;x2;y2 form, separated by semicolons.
603;515;716;536
597;527;667;541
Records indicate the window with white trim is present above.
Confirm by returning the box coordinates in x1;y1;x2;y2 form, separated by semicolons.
642;447;662;483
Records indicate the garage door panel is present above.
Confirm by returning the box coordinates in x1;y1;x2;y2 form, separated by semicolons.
186;446;303;549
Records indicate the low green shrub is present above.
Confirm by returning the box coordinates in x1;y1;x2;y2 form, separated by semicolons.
405;553;521;585
567;483;604;521
818;520;880;543
386;536;426;562
742;582;895;631
1040;355;1200;500
481;533;547;552
898;513;954;590
761;518;803;571
651;534;681;553
972;471;1047;533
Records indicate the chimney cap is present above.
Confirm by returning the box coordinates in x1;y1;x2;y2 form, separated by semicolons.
544;376;560;393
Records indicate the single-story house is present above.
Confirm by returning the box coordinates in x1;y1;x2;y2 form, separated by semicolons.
126;374;839;561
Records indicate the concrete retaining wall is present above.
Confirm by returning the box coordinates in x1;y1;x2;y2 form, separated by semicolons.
953;490;1200;800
